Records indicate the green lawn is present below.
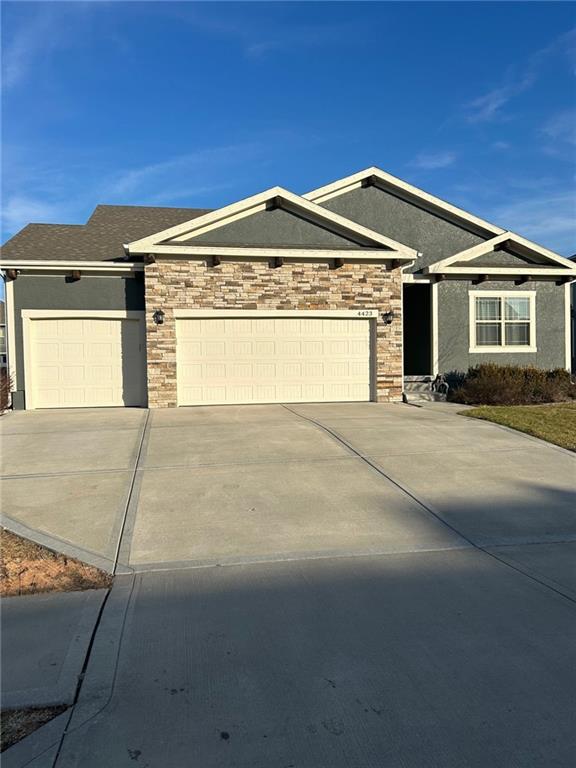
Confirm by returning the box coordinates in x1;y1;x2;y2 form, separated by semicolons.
464;402;576;451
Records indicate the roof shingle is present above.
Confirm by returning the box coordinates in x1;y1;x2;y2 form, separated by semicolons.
0;204;212;262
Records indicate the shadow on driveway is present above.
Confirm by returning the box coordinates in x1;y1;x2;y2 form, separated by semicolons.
56;548;576;768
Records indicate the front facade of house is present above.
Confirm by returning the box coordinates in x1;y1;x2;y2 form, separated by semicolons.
1;168;574;410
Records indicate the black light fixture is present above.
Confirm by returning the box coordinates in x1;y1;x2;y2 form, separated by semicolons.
153;309;165;325
381;310;395;325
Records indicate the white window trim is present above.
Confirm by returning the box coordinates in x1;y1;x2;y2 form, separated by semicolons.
468;290;537;354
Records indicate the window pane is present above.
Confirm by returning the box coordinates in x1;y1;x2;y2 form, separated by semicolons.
476;323;501;346
505;322;530;346
505;297;530;321
476;297;501;321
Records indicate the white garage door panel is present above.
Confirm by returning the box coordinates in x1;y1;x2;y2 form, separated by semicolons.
177;317;372;406
30;318;145;408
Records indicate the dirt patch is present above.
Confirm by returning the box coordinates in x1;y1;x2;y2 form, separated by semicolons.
1;528;112;598
1;705;69;752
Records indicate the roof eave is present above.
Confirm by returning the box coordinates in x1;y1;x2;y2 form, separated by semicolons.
127;245;415;262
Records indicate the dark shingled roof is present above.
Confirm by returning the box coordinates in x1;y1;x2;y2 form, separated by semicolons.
0;204;213;262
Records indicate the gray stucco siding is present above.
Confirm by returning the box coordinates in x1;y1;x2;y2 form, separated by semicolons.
192;208;364;248
453;248;552;269
10;275;144;408
320;186;486;270
438;280;567;374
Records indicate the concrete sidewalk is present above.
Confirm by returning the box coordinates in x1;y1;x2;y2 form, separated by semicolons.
1;589;107;709
56;552;576;768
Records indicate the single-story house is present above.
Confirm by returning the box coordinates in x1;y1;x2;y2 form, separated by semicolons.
1;167;575;410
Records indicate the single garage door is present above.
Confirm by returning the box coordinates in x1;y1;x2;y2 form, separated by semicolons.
27;315;146;408
176;315;373;405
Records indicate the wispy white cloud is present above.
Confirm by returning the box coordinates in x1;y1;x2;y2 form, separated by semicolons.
168;5;361;61
466;88;510;124
145;184;234;206
1;195;65;233
542;109;576;146
411;151;457;170
492;141;511;151
244;41;281;59
1;5;95;91
1;135;301;240
465;77;533;124
465;27;576;123
490;191;576;255
106;143;265;200
2;11;55;89
505;176;558;191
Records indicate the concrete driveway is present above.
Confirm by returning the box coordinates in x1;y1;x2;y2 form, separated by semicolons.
1;403;575;767
2;402;575;579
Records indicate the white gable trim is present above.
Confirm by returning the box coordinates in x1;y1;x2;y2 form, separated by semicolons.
426;267;575;278
126;186;418;258
304;167;505;237
1;260;143;273
139;245;413;263
426;232;576;273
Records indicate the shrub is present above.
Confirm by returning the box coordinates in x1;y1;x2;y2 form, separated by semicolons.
449;363;575;406
0;369;13;414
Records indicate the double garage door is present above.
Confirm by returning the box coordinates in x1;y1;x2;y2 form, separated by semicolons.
26;314;146;409
176;314;374;405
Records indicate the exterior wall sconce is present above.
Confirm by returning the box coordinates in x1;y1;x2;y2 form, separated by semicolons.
153;309;165;325
381;310;395;325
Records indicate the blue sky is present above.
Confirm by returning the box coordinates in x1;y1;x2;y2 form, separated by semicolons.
2;1;575;257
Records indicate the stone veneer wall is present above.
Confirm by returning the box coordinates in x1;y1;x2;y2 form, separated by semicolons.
145;259;403;408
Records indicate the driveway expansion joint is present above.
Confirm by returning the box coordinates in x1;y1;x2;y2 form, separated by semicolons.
113;410;152;573
281;404;576;606
1;468;135;481
137;455;358;471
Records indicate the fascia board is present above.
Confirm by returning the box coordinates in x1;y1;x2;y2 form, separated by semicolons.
305;167;505;237
428;232;576;271
0;260;142;272
126;185;418;257
425;266;576;276
144;245;414;261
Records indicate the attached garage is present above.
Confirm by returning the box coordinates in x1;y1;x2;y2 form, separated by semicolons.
175;311;376;406
23;311;146;409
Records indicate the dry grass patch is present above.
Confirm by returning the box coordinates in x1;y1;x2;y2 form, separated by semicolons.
465;402;576;451
1;706;68;752
1;528;112;597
